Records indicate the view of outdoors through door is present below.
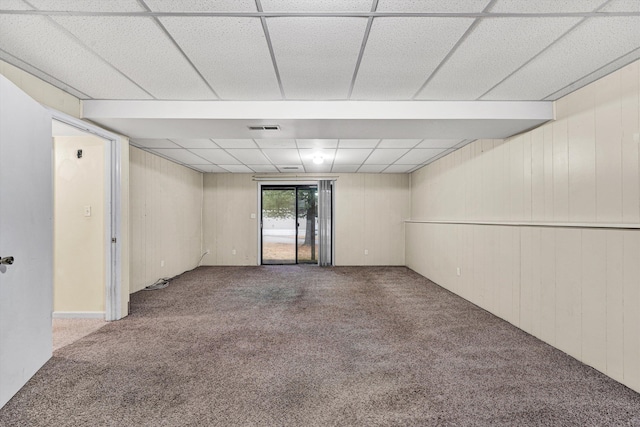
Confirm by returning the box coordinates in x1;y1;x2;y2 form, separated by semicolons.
262;186;318;265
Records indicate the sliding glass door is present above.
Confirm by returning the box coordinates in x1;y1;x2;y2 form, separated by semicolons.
261;186;318;265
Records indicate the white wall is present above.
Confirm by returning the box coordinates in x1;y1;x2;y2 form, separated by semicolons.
407;60;640;393
53;136;105;315
202;173;411;266
129;147;203;292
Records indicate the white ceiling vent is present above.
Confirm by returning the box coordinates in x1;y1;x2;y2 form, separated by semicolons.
248;125;280;131
276;165;304;172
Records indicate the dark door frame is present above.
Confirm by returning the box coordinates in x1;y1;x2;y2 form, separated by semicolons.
260;185;317;265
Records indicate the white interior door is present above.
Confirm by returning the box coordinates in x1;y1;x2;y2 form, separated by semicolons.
0;75;53;408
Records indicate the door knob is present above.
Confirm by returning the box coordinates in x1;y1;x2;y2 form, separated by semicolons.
1;256;14;265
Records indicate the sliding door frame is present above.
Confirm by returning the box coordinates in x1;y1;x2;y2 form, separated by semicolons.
257;181;318;265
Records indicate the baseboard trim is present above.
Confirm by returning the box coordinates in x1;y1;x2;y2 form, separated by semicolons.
53;311;105;319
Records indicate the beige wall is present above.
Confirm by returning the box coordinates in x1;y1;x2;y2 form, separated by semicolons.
54;136;105;314
335;174;410;265
0;59;80;118
407;60;640;393
202;173;410;266
129;147;203;293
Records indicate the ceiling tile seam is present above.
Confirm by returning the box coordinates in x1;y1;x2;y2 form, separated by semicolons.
208;143;251;167
477;0;616;100
255;0;285;99
21;0;157;99
346;0;379;99
137;0;220;99
4;11;639;18
354;139;382;172
410;0;498;100
543;46;640;100
253;139;278;169
0;48;92;99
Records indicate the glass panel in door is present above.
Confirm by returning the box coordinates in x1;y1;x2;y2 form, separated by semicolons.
297;187;318;263
262;188;296;264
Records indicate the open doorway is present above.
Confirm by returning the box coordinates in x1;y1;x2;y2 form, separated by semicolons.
51;118;116;349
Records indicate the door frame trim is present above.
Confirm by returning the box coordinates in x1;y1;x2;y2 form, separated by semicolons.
49;109;123;321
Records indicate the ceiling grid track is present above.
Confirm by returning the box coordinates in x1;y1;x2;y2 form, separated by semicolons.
347;0;379;99
411;0;499;100
543;45;640;100
3;10;639;18
355;139;383;173
137;0;220;99
255;0;286;99
20;0;157;99
0;48;91;99
477;0;616;100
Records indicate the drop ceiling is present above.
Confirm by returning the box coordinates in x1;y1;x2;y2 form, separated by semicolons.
1;0;639;173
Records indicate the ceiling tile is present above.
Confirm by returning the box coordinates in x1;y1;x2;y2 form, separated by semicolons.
338;139;380;148
29;0;143;11
132;139;181;149
151;149;209;164
261;0;373;11
602;0;640;12
383;164;416;173
226;149;271;164
416;17;580;100
144;0;257;12
52;16;216;100
296;139;339;148
416;139;463;149
299;148;336;165
213;139;257;148
333;149;373;164
377;139;422;148
220;165;254;173
267;17;368;99
255;139;297;148
171;139;219;149
351;17;475;99
0;0;32;10
304;163;332;173
395;148;446;164
189;149;241;164
376;0;490;12
189;164;228;173
248;164;279;173
490;0;606;13
364;149;409;164
331;163;361;173
0;15;152;99
332;164;360;173
483;16;640;100
159;17;280;99
357;165;386;173
263;149;302;164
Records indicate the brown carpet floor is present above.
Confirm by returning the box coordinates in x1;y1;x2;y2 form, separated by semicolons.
1;266;639;426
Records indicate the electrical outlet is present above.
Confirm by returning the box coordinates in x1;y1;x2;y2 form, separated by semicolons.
161;260;165;267
232;249;237;255
456;267;461;276
364;249;369;255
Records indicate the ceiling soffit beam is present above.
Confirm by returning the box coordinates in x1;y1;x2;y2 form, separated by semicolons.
82;100;553;140
83;100;552;120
